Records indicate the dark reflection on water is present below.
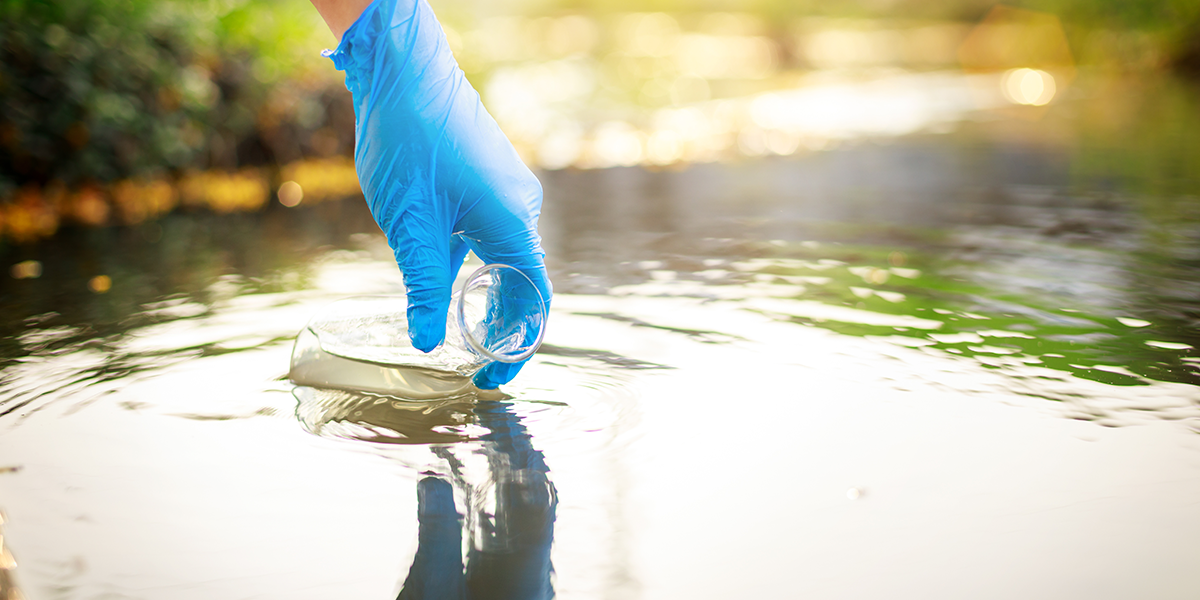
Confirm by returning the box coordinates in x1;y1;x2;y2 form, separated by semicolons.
403;402;555;600
295;385;556;599
295;386;480;444
0;200;382;361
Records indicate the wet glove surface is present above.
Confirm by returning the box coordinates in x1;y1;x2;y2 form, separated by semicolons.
325;0;551;389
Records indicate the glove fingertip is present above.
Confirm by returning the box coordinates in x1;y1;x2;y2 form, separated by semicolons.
473;360;524;390
408;305;447;353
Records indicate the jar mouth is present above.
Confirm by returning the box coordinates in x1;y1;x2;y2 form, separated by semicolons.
455;263;547;364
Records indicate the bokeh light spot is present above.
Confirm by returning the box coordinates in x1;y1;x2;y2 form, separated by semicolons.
11;260;42;279
89;275;112;294
278;181;304;207
1002;68;1056;106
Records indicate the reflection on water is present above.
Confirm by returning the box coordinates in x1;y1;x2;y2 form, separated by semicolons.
295;383;557;599
537;139;1199;404
398;401;555;600
0;512;19;600
295;387;480;445
0;74;1199;598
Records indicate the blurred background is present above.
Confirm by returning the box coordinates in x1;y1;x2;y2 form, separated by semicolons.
1;0;1198;366
4;0;1199;211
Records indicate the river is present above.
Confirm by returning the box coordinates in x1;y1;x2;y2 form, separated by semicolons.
1;73;1198;599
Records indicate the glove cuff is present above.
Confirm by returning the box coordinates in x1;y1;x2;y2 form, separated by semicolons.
322;0;415;96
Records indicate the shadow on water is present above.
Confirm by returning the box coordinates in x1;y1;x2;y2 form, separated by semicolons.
295;386;556;599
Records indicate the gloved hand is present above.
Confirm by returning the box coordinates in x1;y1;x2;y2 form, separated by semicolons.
324;0;551;389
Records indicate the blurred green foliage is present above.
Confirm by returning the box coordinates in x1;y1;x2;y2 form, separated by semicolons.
2;0;206;192
3;0;1199;200
1022;0;1200;68
0;0;337;197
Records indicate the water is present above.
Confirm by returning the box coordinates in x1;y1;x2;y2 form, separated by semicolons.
1;74;1200;599
290;327;480;398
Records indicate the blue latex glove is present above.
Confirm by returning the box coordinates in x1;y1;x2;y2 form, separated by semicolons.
324;0;551;389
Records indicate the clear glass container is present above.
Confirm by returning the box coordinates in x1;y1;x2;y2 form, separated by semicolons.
289;264;547;398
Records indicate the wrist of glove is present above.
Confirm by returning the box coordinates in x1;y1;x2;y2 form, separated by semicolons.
325;0;551;389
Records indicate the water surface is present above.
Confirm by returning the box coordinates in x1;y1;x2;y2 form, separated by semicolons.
1;74;1199;599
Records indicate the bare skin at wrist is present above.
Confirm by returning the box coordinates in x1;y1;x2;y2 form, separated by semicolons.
310;0;374;41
